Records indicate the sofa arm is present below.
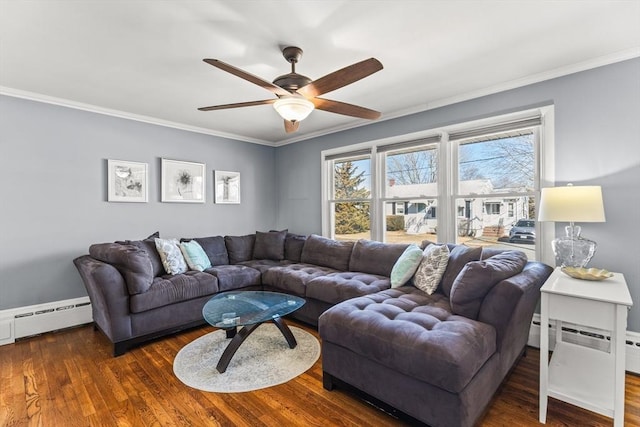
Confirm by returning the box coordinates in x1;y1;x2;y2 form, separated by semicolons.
477;261;553;373
73;255;133;342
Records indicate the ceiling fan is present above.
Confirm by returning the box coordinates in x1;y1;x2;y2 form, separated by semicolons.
198;46;383;133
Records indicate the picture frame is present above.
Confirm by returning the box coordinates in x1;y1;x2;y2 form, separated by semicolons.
214;170;241;204
107;159;148;202
161;158;205;203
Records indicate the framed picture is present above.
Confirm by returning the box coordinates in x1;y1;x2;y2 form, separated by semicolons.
161;159;205;203
107;159;148;202
214;170;241;204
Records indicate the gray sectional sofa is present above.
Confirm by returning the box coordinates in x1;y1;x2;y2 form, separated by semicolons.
74;230;552;427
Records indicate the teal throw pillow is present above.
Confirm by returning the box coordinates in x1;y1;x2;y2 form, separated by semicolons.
180;240;212;272
390;244;424;288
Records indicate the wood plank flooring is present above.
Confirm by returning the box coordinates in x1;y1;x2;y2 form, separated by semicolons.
1;321;638;426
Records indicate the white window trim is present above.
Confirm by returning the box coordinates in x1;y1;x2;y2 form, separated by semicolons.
321;106;555;264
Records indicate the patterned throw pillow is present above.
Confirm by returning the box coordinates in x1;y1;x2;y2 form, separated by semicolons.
390;244;424;288
413;244;450;295
155;238;188;275
180;240;212;272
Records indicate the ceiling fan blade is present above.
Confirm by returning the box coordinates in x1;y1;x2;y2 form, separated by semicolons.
284;120;299;133
312;98;381;120
297;58;383;98
203;59;291;97
198;99;276;111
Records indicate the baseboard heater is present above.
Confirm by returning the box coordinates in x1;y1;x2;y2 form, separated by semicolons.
527;313;640;375
0;296;93;346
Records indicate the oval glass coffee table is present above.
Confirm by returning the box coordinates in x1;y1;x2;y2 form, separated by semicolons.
202;291;305;373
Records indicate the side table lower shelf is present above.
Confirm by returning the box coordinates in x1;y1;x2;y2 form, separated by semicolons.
548;341;614;417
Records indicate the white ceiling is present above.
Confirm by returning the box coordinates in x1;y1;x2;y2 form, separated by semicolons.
1;1;639;146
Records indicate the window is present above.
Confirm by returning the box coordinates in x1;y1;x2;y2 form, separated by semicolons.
322;109;550;261
382;142;439;245
327;151;372;241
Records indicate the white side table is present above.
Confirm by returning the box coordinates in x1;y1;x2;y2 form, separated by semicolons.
539;268;633;426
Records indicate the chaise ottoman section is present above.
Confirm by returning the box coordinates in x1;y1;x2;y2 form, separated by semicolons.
319;287;496;393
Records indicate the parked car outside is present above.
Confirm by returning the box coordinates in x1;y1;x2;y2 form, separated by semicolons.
508;219;535;244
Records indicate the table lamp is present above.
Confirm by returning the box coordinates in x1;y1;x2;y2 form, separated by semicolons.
537;184;605;267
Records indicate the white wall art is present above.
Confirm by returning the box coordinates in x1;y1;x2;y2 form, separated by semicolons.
161;158;205;203
107;159;148;202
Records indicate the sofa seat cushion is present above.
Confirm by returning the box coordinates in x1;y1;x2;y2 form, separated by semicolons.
204;265;261;291
130;271;218;313
262;263;338;296
306;272;391;304
318;287;496;393
237;259;291;273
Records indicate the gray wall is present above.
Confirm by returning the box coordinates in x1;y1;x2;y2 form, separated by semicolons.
0;95;277;310
275;58;640;332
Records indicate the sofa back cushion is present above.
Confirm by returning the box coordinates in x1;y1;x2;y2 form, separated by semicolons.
449;250;528;319
192;236;229;266
253;230;287;260
224;234;256;264
349;239;409;277
284;233;307;262
89;243;154;295
439;244;483;297
300;234;354;271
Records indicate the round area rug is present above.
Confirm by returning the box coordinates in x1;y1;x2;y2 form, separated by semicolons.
173;323;320;393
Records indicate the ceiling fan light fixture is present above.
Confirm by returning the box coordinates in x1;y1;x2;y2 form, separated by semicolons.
273;96;314;122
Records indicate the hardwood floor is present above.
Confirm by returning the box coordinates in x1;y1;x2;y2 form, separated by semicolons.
1;321;638;426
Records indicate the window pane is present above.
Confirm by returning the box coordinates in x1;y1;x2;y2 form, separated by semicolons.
455;197;536;260
333;202;370;241
458;133;534;193
384;199;437;245
333;158;371;200
386;147;437;195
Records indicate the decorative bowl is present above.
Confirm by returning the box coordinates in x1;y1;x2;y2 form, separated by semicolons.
561;267;613;281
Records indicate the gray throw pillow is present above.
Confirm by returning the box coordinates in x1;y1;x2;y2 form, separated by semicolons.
253;230;287;260
117;231;164;277
439;244;483;297
193;236;229;266
449;250;528;319
284;233;307;262
224;234;256;264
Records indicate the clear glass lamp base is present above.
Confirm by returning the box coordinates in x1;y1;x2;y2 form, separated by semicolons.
551;224;597;268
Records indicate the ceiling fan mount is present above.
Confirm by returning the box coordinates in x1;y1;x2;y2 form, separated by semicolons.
199;45;383;133
273;47;311;92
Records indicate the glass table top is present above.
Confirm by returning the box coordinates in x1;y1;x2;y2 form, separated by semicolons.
202;291;305;329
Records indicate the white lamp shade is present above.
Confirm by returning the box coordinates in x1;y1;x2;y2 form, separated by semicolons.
273;97;314;122
538;185;605;222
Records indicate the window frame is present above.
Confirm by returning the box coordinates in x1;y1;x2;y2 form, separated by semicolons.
321;106;555;264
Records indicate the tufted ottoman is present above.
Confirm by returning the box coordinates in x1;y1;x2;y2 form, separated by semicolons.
319;287;502;427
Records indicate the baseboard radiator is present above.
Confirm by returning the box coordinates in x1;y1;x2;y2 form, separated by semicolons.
527;313;640;375
0;296;93;346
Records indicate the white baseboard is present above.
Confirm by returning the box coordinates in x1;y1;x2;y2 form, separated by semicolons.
527;313;640;375
0;296;93;346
